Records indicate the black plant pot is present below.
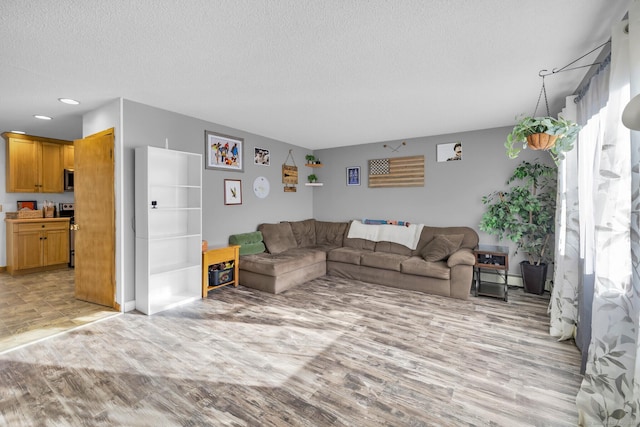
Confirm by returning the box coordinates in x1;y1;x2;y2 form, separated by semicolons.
520;261;548;295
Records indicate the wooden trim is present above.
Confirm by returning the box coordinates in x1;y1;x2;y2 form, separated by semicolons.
2;132;72;145
83;128;115;139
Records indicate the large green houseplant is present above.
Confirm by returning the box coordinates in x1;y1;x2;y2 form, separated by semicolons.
505;116;580;164
479;160;557;294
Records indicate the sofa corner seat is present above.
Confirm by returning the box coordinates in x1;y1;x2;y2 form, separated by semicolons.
231;219;479;300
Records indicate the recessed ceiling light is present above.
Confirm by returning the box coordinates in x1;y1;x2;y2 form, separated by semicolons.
58;98;80;105
34;115;53;120
11;130;26;134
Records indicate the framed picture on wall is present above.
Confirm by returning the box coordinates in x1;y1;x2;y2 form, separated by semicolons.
254;147;270;166
205;130;244;172
437;141;463;162
224;179;242;205
17;200;37;210
346;166;360;186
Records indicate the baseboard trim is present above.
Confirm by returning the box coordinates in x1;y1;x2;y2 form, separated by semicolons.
124;300;136;312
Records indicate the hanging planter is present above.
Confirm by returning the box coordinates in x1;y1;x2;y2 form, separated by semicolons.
526;133;558;151
505;116;580;164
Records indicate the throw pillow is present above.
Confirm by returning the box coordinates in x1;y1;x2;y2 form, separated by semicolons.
258;222;297;254
229;231;266;255
420;234;464;262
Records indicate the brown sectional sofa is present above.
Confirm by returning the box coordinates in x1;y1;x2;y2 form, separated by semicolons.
232;219;479;300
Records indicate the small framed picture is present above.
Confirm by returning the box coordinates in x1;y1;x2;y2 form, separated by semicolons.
17;200;37;210
254;147;270;166
205;130;244;172
437;141;463;162
347;166;360;186
224;179;242;205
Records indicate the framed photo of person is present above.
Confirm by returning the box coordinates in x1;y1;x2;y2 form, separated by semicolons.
347;166;360;186
437;142;463;162
254;147;270;166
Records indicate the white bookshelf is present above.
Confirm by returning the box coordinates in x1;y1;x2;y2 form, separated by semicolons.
135;146;202;315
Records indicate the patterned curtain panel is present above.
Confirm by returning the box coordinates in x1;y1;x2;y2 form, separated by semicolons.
548;120;580;341
575;16;639;426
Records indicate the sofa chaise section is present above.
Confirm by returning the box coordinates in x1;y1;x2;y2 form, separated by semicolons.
232;221;347;294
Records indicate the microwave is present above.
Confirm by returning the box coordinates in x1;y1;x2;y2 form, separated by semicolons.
64;168;74;192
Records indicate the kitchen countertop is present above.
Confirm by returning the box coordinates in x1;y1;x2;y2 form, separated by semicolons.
4;217;71;223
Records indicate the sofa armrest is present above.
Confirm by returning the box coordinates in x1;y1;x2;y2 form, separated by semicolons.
447;248;476;267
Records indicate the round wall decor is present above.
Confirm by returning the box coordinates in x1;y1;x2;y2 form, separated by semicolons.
253;176;270;199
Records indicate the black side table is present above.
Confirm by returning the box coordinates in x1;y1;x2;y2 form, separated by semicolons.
473;245;509;301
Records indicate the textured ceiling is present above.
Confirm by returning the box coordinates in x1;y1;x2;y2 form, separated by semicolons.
0;1;630;148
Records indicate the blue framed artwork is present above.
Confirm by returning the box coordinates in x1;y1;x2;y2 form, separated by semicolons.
347;166;360;186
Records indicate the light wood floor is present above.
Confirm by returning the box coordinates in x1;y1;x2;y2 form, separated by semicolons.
0;274;582;426
0;269;119;353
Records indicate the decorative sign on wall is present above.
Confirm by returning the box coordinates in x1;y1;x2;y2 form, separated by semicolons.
368;155;424;188
282;165;298;184
282;149;298;192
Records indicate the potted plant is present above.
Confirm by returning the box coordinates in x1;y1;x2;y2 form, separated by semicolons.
307;174;318;183
505;116;581;164
305;154;316;164
479;160;557;294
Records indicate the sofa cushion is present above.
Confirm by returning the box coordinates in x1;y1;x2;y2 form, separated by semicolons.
259;222;297;254
420;234;464;262
401;257;451;279
343;221;377;251
360;252;408;271
374;241;413;256
413;226;479;256
315;221;348;246
228;231;266;255
288;219;316;247
344;237;376;251
240;249;325;277
327;247;366;265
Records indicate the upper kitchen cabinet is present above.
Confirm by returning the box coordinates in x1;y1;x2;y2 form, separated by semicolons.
63;144;74;170
3;132;72;193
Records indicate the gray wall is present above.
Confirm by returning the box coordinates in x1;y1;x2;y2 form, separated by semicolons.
2;97;556;307
119;100;314;305
313;127;554;273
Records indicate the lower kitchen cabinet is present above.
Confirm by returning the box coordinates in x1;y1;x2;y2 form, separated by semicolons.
5;218;70;275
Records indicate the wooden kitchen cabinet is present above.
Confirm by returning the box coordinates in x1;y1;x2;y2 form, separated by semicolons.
3;132;71;193
63;144;74;169
5;218;70;275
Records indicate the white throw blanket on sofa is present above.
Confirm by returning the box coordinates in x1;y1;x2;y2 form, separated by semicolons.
347;220;424;250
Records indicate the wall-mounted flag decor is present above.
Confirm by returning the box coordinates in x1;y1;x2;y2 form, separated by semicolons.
368;155;424;188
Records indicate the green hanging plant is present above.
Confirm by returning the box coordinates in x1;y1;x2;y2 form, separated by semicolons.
505;116;581;164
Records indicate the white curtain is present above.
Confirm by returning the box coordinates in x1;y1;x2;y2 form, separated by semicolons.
574;10;639;426
549;98;580;341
